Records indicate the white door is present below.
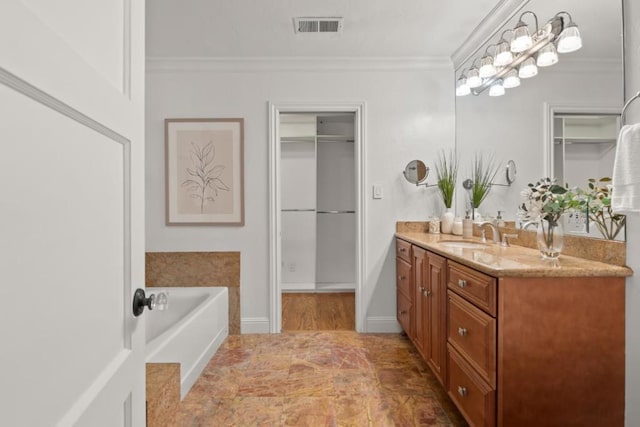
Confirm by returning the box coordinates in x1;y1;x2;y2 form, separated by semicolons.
0;1;146;426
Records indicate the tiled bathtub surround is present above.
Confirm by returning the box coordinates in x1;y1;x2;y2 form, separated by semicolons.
174;331;466;426
146;363;180;427
146;252;240;334
397;221;627;266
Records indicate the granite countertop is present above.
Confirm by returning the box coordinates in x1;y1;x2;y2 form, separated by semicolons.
396;232;633;278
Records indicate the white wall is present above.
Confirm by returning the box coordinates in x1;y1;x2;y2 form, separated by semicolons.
145;59;455;331
623;1;640;424
455;62;622;220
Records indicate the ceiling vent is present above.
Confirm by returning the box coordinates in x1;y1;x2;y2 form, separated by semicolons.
294;17;343;34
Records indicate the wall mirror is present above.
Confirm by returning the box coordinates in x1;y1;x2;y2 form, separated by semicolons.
403;160;429;186
454;0;624;241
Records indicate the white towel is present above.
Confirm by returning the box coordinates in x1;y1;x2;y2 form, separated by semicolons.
612;123;640;214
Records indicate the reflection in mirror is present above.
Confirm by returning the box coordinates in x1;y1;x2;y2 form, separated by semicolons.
454;0;623;240
553;114;619;186
506;160;517;184
553;113;624;240
403;160;429;186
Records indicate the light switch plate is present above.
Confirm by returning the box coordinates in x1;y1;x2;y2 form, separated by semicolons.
373;185;383;199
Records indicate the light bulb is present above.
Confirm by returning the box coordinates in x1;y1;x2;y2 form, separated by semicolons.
494;40;514;66
503;69;521;88
466;67;482;88
518;57;538;78
478;55;497;78
537;43;558;67
557;23;582;53
511;21;533;53
456;75;470;96
489;79;505;97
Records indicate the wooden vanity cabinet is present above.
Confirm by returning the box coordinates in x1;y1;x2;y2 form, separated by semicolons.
396;237;626;427
446;259;625;426
446;261;497;426
425;251;446;385
395;239;413;336
396;242;447;386
412;246;426;353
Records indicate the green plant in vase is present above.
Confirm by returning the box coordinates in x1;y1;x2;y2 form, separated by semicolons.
571;177;626;240
519;178;576;259
434;150;458;233
469;153;499;215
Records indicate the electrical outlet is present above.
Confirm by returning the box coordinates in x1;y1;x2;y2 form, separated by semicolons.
288;262;296;272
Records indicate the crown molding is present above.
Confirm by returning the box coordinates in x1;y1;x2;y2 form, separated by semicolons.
451;0;530;70
146;56;453;73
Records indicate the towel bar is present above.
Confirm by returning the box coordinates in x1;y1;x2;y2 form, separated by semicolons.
621;91;640;124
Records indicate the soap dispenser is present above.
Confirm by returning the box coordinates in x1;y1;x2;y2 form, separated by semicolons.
497;211;505;227
463;211;473;238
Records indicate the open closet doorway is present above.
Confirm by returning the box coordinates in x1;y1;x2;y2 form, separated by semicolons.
268;102;366;333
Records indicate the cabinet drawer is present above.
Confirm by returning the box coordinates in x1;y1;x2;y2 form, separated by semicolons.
396;239;411;263
447;345;496;427
448;261;497;316
448;291;496;387
397;292;412;335
396;257;412;299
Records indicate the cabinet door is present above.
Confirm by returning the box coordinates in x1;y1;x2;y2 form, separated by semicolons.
427;251;447;385
396;256;413;335
412;246;427;352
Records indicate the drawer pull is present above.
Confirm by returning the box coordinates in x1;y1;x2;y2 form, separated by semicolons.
457;386;468;397
457;327;468;337
398;275;406;281
399;247;407;253
458;279;467;288
424;289;431;297
399;310;407;315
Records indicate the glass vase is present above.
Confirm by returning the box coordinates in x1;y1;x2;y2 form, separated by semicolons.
536;219;564;259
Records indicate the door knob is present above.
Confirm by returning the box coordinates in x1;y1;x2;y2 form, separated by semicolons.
132;288;169;317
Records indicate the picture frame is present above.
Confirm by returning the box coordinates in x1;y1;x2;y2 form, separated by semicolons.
165;118;244;225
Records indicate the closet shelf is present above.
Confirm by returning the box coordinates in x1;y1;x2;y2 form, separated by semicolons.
553;137;617;145
281;136;316;143
317;134;354;143
281;209;355;214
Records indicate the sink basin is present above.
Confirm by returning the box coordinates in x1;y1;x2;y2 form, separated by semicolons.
437;240;488;249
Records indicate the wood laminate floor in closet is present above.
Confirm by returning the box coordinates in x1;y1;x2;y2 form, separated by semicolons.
282;292;355;331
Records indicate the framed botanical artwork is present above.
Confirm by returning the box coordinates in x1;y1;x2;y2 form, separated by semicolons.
165;118;244;225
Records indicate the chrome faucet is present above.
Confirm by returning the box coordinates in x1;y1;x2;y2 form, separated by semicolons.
478;221;500;244
520;220;539;230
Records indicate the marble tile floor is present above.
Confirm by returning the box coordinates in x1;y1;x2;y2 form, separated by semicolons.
173;331;467;426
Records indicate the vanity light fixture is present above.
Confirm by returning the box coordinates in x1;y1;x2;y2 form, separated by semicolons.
502;69;520;88
494;30;514;66
466;62;482;88
518;57;538;78
455;9;582;97
510;11;537;53
478;46;498;78
489;79;505;97
555;12;582;53
456;72;471;96
537;43;559;67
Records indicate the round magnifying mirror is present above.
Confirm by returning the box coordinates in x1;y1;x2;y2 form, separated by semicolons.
403;160;429;185
505;160;517;184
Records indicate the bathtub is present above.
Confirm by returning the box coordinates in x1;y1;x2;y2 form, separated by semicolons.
146;286;229;398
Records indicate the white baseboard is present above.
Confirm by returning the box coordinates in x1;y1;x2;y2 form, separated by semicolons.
366;316;402;333
281;282;316;292
241;316;401;334
241;317;270;334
